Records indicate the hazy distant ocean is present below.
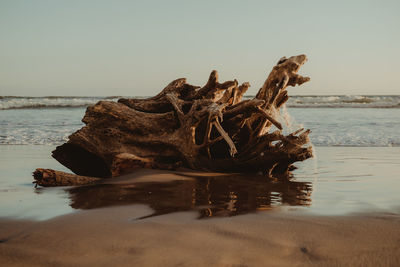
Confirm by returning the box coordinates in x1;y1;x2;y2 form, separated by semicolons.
1;95;400;146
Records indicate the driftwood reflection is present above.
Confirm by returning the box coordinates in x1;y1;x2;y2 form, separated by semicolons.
67;173;312;219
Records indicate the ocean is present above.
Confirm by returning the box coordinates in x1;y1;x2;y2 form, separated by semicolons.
1;95;400;146
1;95;400;220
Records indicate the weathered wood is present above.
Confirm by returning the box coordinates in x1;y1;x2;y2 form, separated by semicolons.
33;168;101;187
34;54;313;186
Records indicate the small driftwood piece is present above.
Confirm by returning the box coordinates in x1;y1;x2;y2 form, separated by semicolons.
34;55;312;186
33;168;101;187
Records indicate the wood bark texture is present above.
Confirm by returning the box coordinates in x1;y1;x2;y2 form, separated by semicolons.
34;54;313;186
33;168;101;187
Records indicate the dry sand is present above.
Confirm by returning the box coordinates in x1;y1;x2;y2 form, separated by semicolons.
0;205;399;267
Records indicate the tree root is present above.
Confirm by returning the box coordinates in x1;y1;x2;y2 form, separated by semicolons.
34;54;312;186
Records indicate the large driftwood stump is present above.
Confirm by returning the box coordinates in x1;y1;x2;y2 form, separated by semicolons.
34;55;312;186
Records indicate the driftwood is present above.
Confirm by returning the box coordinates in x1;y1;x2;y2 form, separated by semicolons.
34;54;312;186
33;168;101;187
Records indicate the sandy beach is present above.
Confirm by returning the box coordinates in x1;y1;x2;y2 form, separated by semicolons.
1;206;400;267
1;146;400;266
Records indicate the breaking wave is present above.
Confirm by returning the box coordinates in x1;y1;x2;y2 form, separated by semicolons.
1;95;400;110
0;96;121;110
284;95;400;108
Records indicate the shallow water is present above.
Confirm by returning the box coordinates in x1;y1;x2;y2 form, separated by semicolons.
0;145;399;220
1;96;400;220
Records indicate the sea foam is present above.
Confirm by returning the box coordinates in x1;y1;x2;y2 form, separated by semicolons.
1;95;400;110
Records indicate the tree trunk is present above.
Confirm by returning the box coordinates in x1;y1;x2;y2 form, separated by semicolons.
34;54;313;186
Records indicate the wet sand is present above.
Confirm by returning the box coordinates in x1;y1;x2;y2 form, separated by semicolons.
1;206;400;267
1;146;400;266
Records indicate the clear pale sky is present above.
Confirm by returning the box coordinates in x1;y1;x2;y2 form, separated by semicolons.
1;0;399;96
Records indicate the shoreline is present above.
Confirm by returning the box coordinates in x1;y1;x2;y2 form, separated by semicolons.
1;146;400;266
1;207;399;266
1;146;400;220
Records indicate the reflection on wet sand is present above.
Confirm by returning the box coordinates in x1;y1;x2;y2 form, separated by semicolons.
67;171;312;219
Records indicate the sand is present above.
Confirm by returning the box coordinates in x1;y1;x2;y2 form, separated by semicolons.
1;206;399;267
1;146;400;266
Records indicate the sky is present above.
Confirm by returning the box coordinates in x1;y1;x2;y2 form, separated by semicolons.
0;0;399;96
